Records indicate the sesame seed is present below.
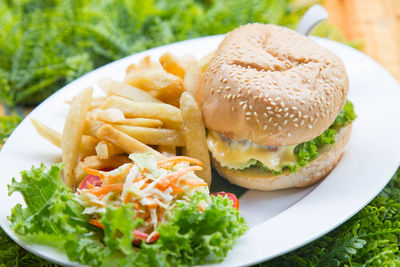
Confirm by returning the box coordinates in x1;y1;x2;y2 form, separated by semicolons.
249;105;253;111
239;101;245;105
263;125;268;130
246;112;252;116
289;114;295;118
293;118;298;122
288;132;291;137
284;107;289;112
300;120;305;126
278;126;282;131
292;106;298;110
268;117;273;122
216;89;221;93
284;113;289;118
294;123;299;127
284;120;288;125
267;106;272;110
271;101;276;106
246;117;251;120
243;103;247;110
263;112;267;117
254;111;258;117
273;122;278;127
308;124;313;129
276;114;281;118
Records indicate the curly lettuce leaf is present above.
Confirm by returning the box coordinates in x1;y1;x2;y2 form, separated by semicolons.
8;164;104;266
138;192;248;266
8;165;247;266
100;204;144;258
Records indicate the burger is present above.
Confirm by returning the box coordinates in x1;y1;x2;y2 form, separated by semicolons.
195;24;356;191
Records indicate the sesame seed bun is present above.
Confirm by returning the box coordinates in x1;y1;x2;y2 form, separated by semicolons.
196;23;349;146
212;124;352;191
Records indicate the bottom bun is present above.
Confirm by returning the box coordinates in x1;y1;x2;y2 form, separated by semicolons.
212;124;352;191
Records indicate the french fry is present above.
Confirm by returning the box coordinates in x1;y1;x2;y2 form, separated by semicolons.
124;67;184;104
112;125;184;146
97;108;126;123
75;161;88;184
95;140;125;159
96;124;163;159
180;92;211;185
82;155;131;170
84;119;105;137
113;118;163;128
31;118;98;157
99;79;161;103
183;51;214;95
80;135;99;157
102;96;182;129
158;145;176;157
31;118;61;148
159;52;186;78
66;97;105;110
155;79;185;107
62;87;93;188
87;108;102;120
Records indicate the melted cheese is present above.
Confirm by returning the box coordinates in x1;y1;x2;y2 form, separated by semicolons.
207;131;297;171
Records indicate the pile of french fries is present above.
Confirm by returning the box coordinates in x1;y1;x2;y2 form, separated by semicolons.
31;52;214;189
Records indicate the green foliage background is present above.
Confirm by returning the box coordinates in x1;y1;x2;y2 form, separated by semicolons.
0;0;398;266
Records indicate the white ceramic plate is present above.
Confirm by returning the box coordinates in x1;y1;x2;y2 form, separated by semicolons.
1;35;400;267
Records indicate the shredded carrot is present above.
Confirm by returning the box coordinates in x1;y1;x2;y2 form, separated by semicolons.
87;182;95;189
124;191;133;204
144;197;158;208
89;219;104;229
133;201;140;210
85;183;124;196
88;199;105;207
157;166;202;189
180;178;208;187
84;167;102;178
140;182;150;190
170;183;183;193
157;156;203;168
134;175;144;183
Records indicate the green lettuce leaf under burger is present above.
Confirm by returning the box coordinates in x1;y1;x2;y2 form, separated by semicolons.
196;23;356;191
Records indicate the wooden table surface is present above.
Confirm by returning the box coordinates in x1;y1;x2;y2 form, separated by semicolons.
325;0;400;81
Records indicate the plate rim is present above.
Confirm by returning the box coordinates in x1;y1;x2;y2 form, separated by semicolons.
1;34;400;267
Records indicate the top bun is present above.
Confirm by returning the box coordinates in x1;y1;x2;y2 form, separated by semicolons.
196;24;349;146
